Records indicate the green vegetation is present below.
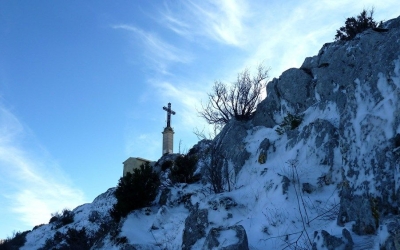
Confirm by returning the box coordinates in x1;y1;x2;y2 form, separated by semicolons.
275;113;303;135
170;154;198;184
335;8;382;41
49;208;74;229
370;196;379;229
0;231;30;250
161;160;174;171
39;228;91;250
110;163;160;222
258;153;266;164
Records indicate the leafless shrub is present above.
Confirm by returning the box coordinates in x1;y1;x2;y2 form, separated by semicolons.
199;64;268;127
204;148;226;194
203;129;230;194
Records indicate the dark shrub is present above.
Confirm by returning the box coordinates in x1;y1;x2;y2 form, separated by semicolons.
275;113;303;135
335;8;382;41
110;163;160;222
65;228;91;250
0;231;30;250
161;160;173;171
32;224;44;230
49;209;74;227
60;209;74;226
49;215;59;224
170;154;198;184
39;228;91;250
88;210;100;223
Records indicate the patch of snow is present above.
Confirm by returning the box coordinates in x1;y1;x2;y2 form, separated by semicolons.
218;229;239;247
377;224;389;249
302;101;340;128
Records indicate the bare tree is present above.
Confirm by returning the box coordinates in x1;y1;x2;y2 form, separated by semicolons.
203;126;231;194
199;64;268;127
193;126;219;141
204;148;226;194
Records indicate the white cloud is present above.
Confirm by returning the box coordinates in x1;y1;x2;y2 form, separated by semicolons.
122;0;400;158
230;0;400;79
124;130;161;161
113;24;193;74
160;3;191;38
161;0;249;47
0;106;85;228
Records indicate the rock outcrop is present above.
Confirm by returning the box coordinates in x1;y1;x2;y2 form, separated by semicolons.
312;228;353;250
181;207;208;250
202;225;249;250
252;15;400;236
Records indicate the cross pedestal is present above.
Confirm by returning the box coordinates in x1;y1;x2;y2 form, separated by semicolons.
162;103;176;155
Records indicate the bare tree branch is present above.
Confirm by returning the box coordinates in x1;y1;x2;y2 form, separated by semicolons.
199;64;268;127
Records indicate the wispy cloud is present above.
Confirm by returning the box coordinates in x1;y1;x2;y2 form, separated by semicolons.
231;0;398;79
0;106;85;230
161;0;249;47
124;121;162;161
113;24;192;74
121;0;400;159
158;0;400;80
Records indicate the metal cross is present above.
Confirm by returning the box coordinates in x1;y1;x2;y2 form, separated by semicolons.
163;102;176;127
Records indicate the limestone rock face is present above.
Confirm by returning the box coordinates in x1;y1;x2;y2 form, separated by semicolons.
333;18;400;235
181;208;208;250
203;18;400;237
286;119;339;167
251;15;400;235
213;119;251;175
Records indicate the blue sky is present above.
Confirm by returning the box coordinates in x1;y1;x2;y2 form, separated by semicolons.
0;0;398;239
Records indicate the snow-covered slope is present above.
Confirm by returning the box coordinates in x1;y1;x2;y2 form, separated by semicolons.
17;15;400;250
21;188;116;250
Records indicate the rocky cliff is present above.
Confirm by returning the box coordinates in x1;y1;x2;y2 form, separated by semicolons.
15;15;400;250
255;14;400;237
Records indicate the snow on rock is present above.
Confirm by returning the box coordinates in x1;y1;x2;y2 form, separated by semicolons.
202;225;248;250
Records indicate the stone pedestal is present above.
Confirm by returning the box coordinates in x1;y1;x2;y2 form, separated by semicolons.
162;127;174;155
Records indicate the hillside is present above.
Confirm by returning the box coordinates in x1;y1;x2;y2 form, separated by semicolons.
5;14;400;250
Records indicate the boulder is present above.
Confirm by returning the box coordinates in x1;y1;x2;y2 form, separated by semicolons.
202;225;249;250
212;119;251;175
182;208;208;250
286;119;339;169
381;216;400;250
252;68;315;128
312;228;353;250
